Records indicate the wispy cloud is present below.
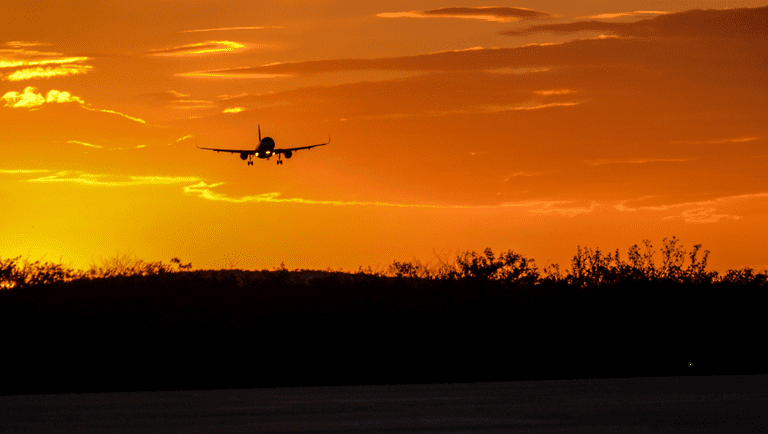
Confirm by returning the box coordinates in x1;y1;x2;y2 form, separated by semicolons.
3;86;147;124
504;172;540;180
587;157;691;166
223;107;245;113
134;90;190;101
617;192;768;223
4;41;50;48
533;89;576;96
26;171;201;186
176;70;290;79
378;7;550;22
671;137;761;144
9;166;765;226
4;64;93;81
505;5;768;38
182;26;281;33
67;140;102;149
170;135;194;145
0;55;89;69
83;107;146;124
133;91;218;109
0;169;50;174
527;201;602;216
580;11;669;19
146;41;246;56
352;101;581;120
182;182;591;213
663;208;741;224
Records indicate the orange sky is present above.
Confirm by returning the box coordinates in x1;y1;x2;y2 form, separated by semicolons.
2;1;767;273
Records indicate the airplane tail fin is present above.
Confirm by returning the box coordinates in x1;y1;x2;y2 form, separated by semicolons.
258;125;261;141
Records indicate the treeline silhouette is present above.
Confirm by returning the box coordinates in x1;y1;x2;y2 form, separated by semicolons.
1;238;765;395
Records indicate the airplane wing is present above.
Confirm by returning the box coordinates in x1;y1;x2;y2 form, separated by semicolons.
196;144;255;154
275;136;330;154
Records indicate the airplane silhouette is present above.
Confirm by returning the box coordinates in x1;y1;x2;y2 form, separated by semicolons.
197;125;330;165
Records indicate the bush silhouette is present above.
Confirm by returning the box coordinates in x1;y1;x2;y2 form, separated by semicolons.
1;237;765;394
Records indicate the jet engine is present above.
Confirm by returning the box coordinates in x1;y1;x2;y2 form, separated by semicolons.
240;152;249;160
284;150;293;159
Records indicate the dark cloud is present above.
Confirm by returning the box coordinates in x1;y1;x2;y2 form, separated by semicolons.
192;32;767;78
423;7;550;19
504;5;768;38
179;6;765;79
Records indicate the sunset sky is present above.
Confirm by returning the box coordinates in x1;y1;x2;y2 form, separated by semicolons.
2;1;767;273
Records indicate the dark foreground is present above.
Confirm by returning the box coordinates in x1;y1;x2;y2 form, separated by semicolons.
1;375;766;433
1;268;765;394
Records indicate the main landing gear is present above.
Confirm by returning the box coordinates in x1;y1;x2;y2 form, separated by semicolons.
247;161;253;166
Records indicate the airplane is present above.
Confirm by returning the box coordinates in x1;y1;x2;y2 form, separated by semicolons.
196;125;329;165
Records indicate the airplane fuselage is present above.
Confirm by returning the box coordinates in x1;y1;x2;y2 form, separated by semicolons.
255;137;276;159
240;137;276;160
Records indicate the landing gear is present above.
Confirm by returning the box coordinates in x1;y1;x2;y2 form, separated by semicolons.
247;161;253;166
277;160;283;165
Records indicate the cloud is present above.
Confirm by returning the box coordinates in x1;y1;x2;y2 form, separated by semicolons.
182;182;597;215
133;90;218;109
347;101;580;120
223;107;244;113
617;192;768;223
2;86;84;108
171;100;219;109
170;135;194;145
587;158;692;166
185;46;556;76
194;29;734;77
505;172;540;180
81;107;146;124
378;7;550;22
0;55;89;69
4;64;93;81
4;41;50;48
146;41;246;56
504;5;768;38
26;171;201;186
182;26;281;32
664;208;741;224
0;169;50;174
671;137;761;144
3;86;147;124
67;140;102;149
580;11;668;19
176;70;290;79
134;90;190;101
527;201;602;216
533;89;576;96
